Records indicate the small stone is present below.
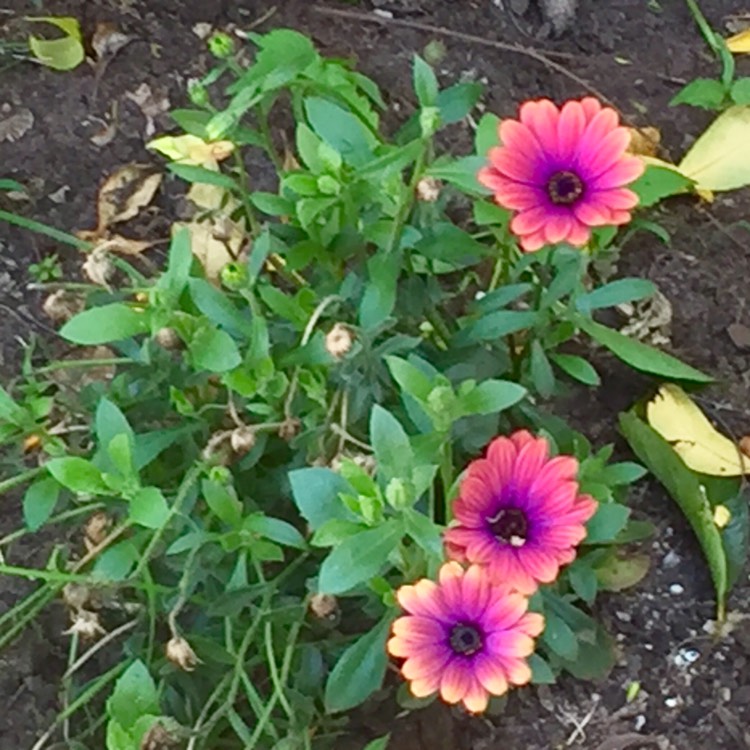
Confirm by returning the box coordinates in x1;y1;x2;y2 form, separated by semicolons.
673;647;700;668
727;322;750;350
664;697;679;708
662;549;680;569
634;715;647;731
669;583;684;595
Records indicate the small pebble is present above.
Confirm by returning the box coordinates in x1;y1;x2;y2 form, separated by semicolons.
673;647;700;668
669;583;684;595
634;715;647;731
662;549;680;569
721;687;731;702
664;697;679;708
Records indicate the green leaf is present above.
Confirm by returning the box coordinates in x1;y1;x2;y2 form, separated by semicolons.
203;478;242;527
594;551;650;592
385;356;433;402
575;278;656;313
359;250;401;330
363;735;391;750
370;406;414;483
404;508;443;559
46;457;108;495
288;468;356;530
585;503;630;544
437;82;482;123
27;16;84;71
619;411;728;613
730;78;750;105
23;477;60;531
170;109;211;138
96;398;135;470
549;354;601;386
60;304;149;345
577;317;713;383
318;521;403;594
244;514;307;549
129;487;170;529
529;653;556;684
106;660;160;730
567;560;598;604
530;341;555;398
324;615;393;713
722;488;749;590
542;612;579;661
359;141;423;179
188;326;241;373
157;228;192;306
188;278;253;338
459;379;527;416
413;54;439;107
305;97;378;167
426;156;490;194
93;540;139;581
250;192;294;216
414;222;489;270
630;164;694;207
558;624;616;681
311;519;366;548
0;179;25;192
670;78;726;109
600;461;647;485
456;310;538;344
0;384;25;423
167;163;240;192
475;112;501;155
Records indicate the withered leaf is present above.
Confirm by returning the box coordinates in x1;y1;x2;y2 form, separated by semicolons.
96;164;162;231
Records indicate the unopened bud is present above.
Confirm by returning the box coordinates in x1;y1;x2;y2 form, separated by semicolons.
325;323;354;360
278;417;301;442
62;583;91;612
309;593;338;621
82;247;115;287
64;609;105;639
154;327;182;350
416;176;441;202
43;290;84;323
166;636;201;672
230;426;256;454
140;721;180;750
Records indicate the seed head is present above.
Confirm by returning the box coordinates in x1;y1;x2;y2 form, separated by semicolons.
325;323;355;360
416;176;441;202
166;636;201;672
230;425;256;454
278;417;301;442
64;609;106;640
309;593;339;621
154;327;182;350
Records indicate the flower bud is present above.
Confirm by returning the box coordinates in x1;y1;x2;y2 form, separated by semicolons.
154;327;182;350
166;636;201;671
278;417;301;442
309;593;338;621
325;323;354;360
64;609;105;639
416;176;441;203
187;79;209;107
220;261;248;291
208;31;234;58
230;425;256;455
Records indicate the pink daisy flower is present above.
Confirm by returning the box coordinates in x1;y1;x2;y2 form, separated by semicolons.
444;430;598;595
478;97;645;252
387;561;544;713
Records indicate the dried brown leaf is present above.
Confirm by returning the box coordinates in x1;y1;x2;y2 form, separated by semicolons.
91;21;132;60
0;106;34;143
96;164;162;231
176;218;245;283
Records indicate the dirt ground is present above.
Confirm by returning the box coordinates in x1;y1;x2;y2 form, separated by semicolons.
3;0;750;748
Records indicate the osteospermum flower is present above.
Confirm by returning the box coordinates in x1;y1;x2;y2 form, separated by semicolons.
478;97;644;252
444;430;598;595
387;562;544;713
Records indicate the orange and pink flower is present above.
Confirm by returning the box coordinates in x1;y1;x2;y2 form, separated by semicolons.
387;561;544;713
478;98;644;252
444;431;597;595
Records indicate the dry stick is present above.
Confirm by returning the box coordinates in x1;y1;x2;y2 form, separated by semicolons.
310;4;616;108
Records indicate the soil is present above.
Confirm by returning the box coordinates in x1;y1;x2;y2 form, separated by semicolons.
2;0;750;748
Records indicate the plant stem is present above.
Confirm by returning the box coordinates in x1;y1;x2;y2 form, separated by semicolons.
34;358;132;374
439;440;453;524
233;151;262;237
0;466;43;495
385;143;428;256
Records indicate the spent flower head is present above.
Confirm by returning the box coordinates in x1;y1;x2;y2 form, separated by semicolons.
388;562;544;713
478;97;644;251
444;430;597;595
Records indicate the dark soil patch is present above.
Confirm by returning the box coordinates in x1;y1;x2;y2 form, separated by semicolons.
2;0;750;748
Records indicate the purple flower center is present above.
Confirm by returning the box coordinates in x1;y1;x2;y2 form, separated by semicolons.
547;170;584;205
486;507;529;547
449;623;483;656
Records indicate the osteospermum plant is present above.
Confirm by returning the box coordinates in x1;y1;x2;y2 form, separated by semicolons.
0;28;719;749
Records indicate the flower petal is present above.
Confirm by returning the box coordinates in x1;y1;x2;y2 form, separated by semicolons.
488;147;542;182
557;100;587;162
440;659;471;704
518;229;548;252
475;654;510;696
511;206;550;236
543;213;574;245
462;677;490;713
397;580;448;621
592;157;644;189
519;99;560;150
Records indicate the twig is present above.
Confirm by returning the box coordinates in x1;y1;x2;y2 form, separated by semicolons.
311;5;615;107
62;619;139;679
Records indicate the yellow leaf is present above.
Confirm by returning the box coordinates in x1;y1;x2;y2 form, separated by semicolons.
26;16;84;71
646;384;750;476
713;505;732;529
147;134;234;168
175;217;245;283
726;28;750;54
676;106;750;193
96;165;162;232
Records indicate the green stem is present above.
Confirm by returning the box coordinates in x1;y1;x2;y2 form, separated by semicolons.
34;358;132;375
0;210;91;250
233;151;262;237
131;463;202;578
0;467;43;496
0;503;105;546
439;440;454;524
385;142;428;256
